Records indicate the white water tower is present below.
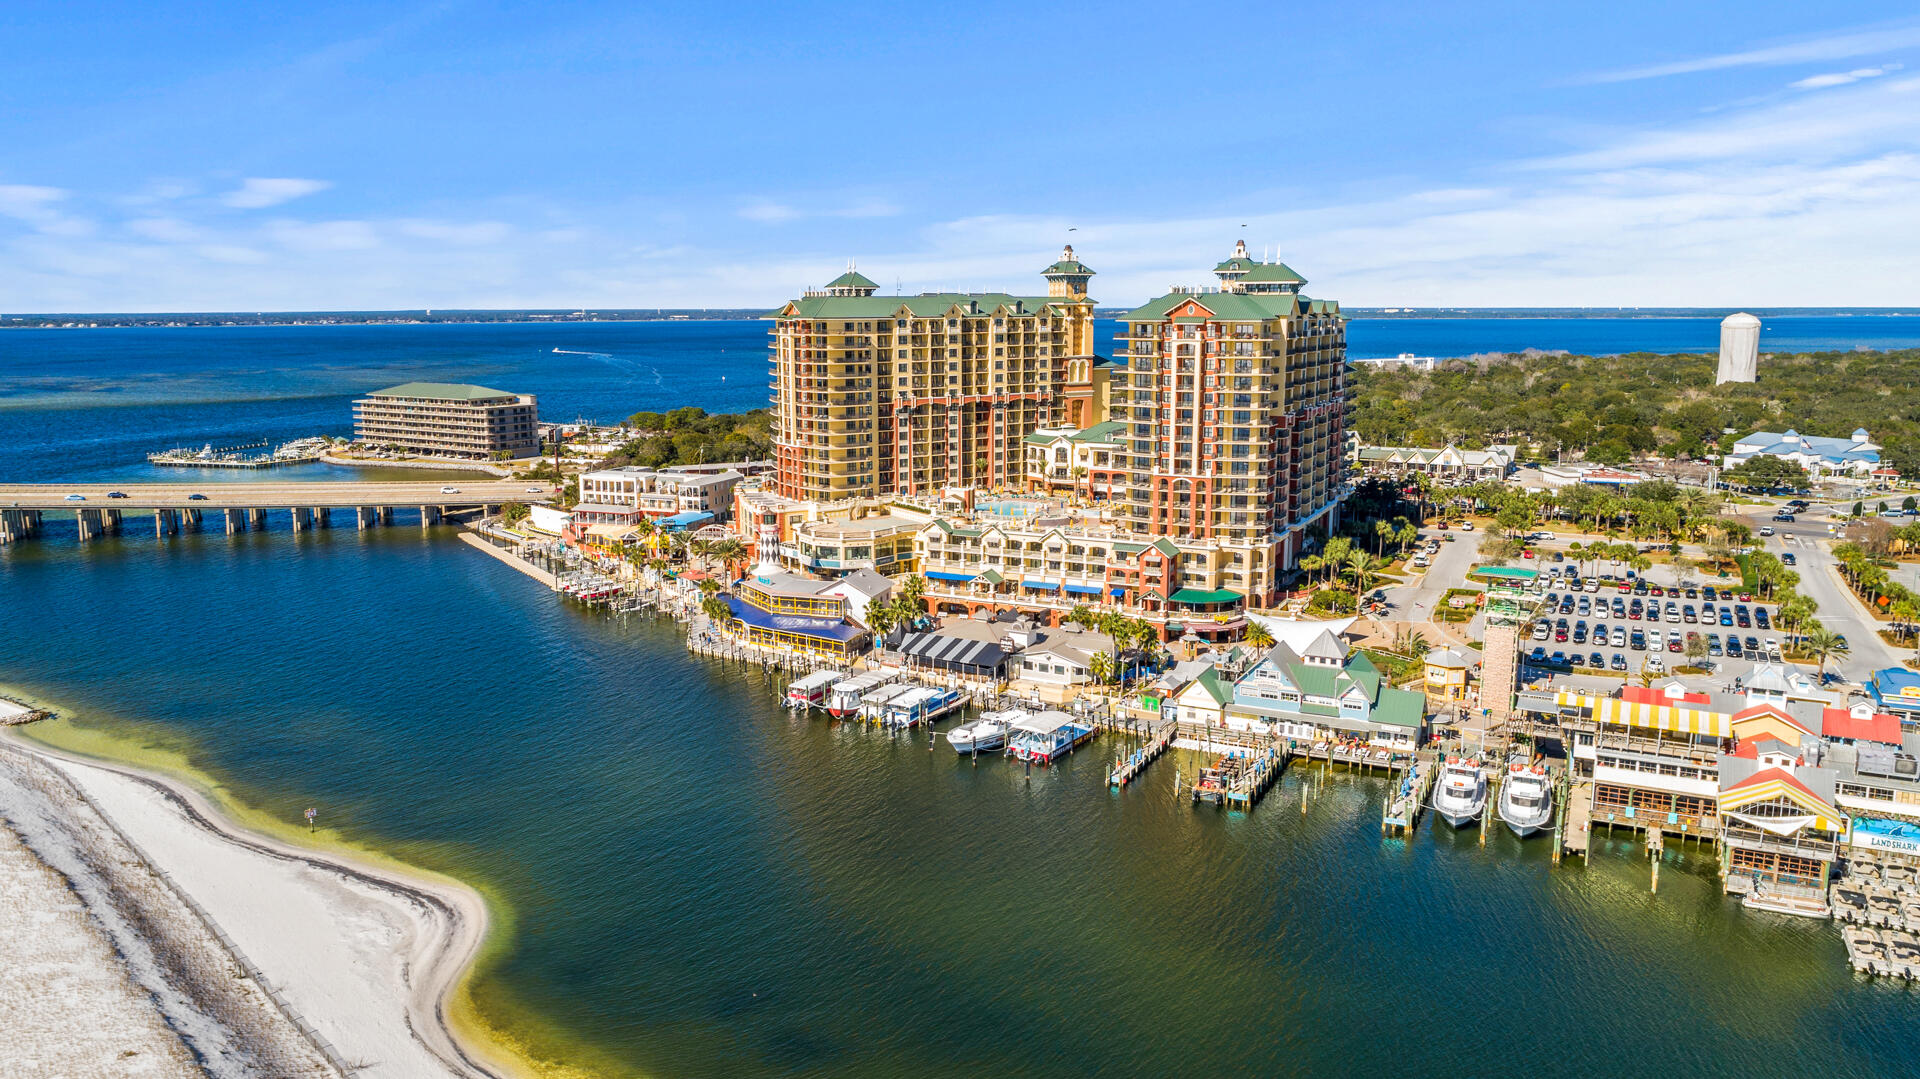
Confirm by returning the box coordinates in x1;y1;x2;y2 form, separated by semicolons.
1716;312;1760;384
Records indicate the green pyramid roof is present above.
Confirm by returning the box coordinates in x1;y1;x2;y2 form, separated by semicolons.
825;269;878;290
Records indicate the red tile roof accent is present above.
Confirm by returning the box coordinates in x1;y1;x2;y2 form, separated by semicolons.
1821;707;1903;745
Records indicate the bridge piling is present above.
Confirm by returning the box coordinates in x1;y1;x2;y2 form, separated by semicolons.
356;506;377;530
154;509;179;538
313;506;330;529
420;505;442;529
246;508;267;531
75;508;104;542
224;508;246;535
182;507;201;530
290;506;311;532
105;508;123;534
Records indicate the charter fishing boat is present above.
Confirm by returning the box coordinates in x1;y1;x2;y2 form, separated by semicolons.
948;709;1021;754
785;670;842;710
1434;755;1488;827
880;686;966;729
1498;757;1555;838
1005;710;1096;765
825;671;895;718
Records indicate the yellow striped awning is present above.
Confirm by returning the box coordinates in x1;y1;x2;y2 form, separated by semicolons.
1554;690;1731;738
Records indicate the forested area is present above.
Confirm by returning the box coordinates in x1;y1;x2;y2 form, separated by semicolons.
1349;347;1920;474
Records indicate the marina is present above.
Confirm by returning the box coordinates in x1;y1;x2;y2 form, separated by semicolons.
147;436;330;469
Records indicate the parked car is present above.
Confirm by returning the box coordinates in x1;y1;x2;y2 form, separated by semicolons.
1683;605;1697;623
1755;608;1771;629
1529;646;1548;663
1667;637;1684;653
1720;609;1734;626
1588;651;1606;669
1725;638;1743;658
1646;657;1666;673
1610;653;1629;671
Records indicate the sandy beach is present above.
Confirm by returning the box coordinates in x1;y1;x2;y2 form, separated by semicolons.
0;714;515;1079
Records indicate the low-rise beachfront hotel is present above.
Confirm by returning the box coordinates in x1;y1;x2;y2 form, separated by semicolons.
352;381;541;459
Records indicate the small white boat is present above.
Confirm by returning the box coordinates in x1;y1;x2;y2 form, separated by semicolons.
1006;710;1096;765
881;686;966;729
785;670;842;710
949;710;1022;754
825;671;895;718
857;683;917;722
1434;755;1487;828
1498;758;1554;838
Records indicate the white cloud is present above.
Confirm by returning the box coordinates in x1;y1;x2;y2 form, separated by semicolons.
738;201;799;223
395;219;513;244
0;184;69;222
1791;64;1901;90
221;177;332;209
1583;22;1920;83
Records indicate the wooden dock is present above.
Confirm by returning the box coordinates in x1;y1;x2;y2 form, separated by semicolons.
1225;745;1286;810
1557;779;1593;862
1382;753;1436;835
1108;719;1176;788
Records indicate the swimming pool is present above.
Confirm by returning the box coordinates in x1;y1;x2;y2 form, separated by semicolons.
977;499;1054;519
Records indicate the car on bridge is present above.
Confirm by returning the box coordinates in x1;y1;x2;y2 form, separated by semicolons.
188;493;208;500
108;491;128;498
441;486;461;494
64;493;85;501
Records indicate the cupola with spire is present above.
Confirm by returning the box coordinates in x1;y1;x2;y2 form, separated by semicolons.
1041;244;1095;300
821;261;878;297
1214;238;1305;294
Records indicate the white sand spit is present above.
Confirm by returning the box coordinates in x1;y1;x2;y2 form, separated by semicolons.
3;734;513;1079
0;818;200;1078
0;744;332;1077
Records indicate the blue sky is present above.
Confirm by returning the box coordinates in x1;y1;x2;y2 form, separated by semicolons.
4;2;1920;310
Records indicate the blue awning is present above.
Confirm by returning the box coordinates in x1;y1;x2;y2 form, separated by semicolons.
926;571;974;582
1109;586;1126;597
1064;583;1102;595
1022;579;1058;591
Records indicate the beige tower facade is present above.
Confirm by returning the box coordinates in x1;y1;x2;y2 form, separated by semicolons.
768;250;1098;501
1110;241;1348;603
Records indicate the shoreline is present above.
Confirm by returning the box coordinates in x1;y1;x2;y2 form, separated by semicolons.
458;529;559;587
0;713;535;1079
321;453;512;477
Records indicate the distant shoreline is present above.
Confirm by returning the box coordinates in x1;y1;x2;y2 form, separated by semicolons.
4;308;1918;329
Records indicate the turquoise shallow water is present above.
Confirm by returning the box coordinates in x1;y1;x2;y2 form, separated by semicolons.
5;317;1920;1076
2;525;1917;1078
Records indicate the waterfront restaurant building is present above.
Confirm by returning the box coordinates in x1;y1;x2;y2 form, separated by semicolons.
352;382;540;459
713;571;870;661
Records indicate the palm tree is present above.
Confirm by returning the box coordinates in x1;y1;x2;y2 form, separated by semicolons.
1244;620;1275;648
700;595;732;625
1390;626;1431;659
866;601;898;638
1891;596;1920;665
1373;518;1394;557
1803;623;1848;681
1089;650;1116;685
1343;549;1378;601
1066;603;1097;628
1778;593;1818;648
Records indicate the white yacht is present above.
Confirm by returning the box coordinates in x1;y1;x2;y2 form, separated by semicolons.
1433;756;1488;828
1498;758;1555;838
948;710;1021;754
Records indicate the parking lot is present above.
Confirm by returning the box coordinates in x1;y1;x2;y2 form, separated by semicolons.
1521;570;1788;682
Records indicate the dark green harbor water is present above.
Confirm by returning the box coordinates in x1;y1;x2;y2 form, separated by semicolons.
2;525;1915;1078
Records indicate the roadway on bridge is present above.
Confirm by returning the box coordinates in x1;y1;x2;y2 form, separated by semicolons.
0;479;555;509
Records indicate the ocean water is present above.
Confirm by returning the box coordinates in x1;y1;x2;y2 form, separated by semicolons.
5;314;1918;483
4;316;1920;1078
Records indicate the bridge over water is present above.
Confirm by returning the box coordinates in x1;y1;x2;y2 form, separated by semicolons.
0;480;553;542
